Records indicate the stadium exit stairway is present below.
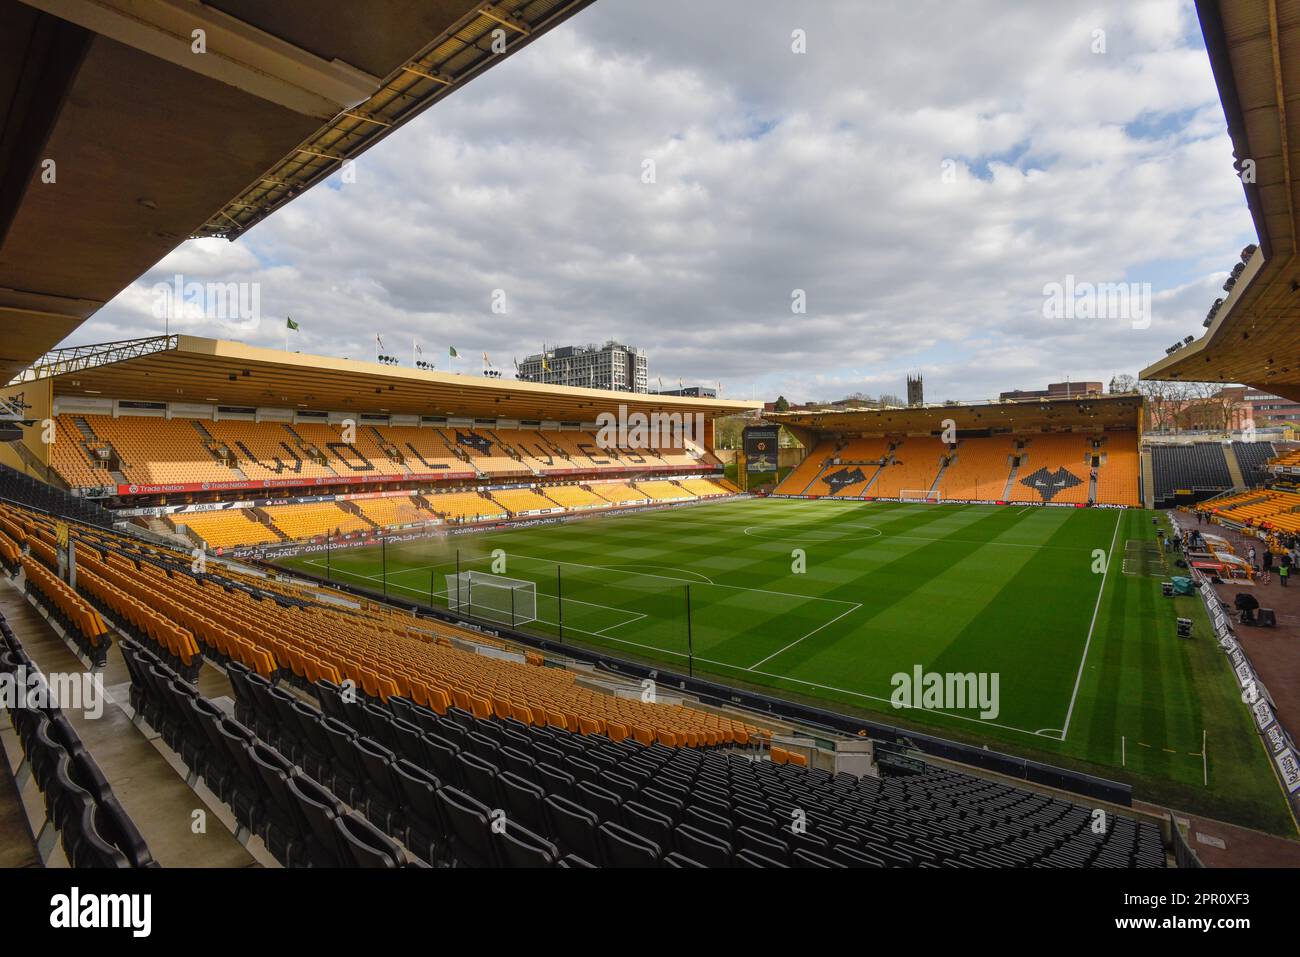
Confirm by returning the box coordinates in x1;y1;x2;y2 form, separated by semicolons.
1001;460;1020;500
1222;445;1246;490
0;582;259;867
1140;449;1155;509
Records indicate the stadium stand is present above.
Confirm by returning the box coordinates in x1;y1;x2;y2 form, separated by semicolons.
872;438;947;499
1009;434;1090;505
42;416;726;490
0;464;113;528
119;630;1164;868
635;481;696;502
1151;444;1233;506
262;502;373;540
804;439;890;497
174;510;283;549
427;493;508;524
589;483;650;505
350;496;437;528
677;478;734;498
0;610;155;867
776;432;1144;506
1097;433;1142;507
1201;488;1300;534
205;418;337;482
1233;441;1277;487
491;488;562;514
542;485;610;509
937;437;1013;502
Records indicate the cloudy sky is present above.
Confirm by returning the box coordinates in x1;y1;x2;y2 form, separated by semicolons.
71;0;1254;405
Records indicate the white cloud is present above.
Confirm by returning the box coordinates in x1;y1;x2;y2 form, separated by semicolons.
72;0;1253;403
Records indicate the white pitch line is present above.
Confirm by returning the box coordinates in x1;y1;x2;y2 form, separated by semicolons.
746;603;863;671
1060;509;1123;740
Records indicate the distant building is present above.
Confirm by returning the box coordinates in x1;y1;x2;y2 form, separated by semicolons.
518;341;648;393
1000;381;1103;401
655;386;717;398
1216;387;1300;427
906;373;924;407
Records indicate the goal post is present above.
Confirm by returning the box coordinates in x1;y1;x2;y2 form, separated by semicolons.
445;571;537;626
899;489;943;504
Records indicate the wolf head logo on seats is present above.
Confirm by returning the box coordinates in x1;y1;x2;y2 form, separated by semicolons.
1019;466;1082;502
823;467;866;494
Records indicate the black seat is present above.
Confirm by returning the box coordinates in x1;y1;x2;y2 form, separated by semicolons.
543;793;600;863
497;822;561;868
792;847;844;868
735;848;788;868
454;751;501;807
320;716;365;805
353;736;403;834
92;796;156;868
662;851;706;868
335;811;404;868
287;774;349;867
496;770;547;835
436;786;498;868
620;801;674;851
391;759;443;864
419;732;463;787
675;823;733;867
248;741;306;865
575;780;621;823
65;801;130;868
598;820;661;867
534;762;576;799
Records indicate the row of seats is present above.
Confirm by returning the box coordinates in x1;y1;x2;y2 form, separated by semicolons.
19;554;110;666
1151;443;1233;503
6;502;759;749
776;432;1141;506
222;654;1165;868
121;639;427;868
167;476;740;548
1233;441;1277;486
48;415;721;488
0;617;155;867
1200;488;1300;534
171;510;281;549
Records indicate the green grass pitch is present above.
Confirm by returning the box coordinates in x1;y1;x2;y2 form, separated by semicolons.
272;498;1294;834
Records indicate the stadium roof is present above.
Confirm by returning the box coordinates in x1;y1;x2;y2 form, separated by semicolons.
767;393;1143;437
13;335;760;421
0;0;595;384
1140;0;1300;402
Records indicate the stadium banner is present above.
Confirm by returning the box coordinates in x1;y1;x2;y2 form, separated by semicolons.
742;426;779;473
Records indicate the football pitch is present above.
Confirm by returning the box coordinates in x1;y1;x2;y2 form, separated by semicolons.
272;498;1291;831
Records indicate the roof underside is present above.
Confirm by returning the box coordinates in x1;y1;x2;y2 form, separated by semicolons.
769;394;1143;437
0;0;595;385
26;336;759;421
1141;0;1300;402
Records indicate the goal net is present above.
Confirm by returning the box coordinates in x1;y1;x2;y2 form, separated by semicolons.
445;571;537;626
899;489;943;504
